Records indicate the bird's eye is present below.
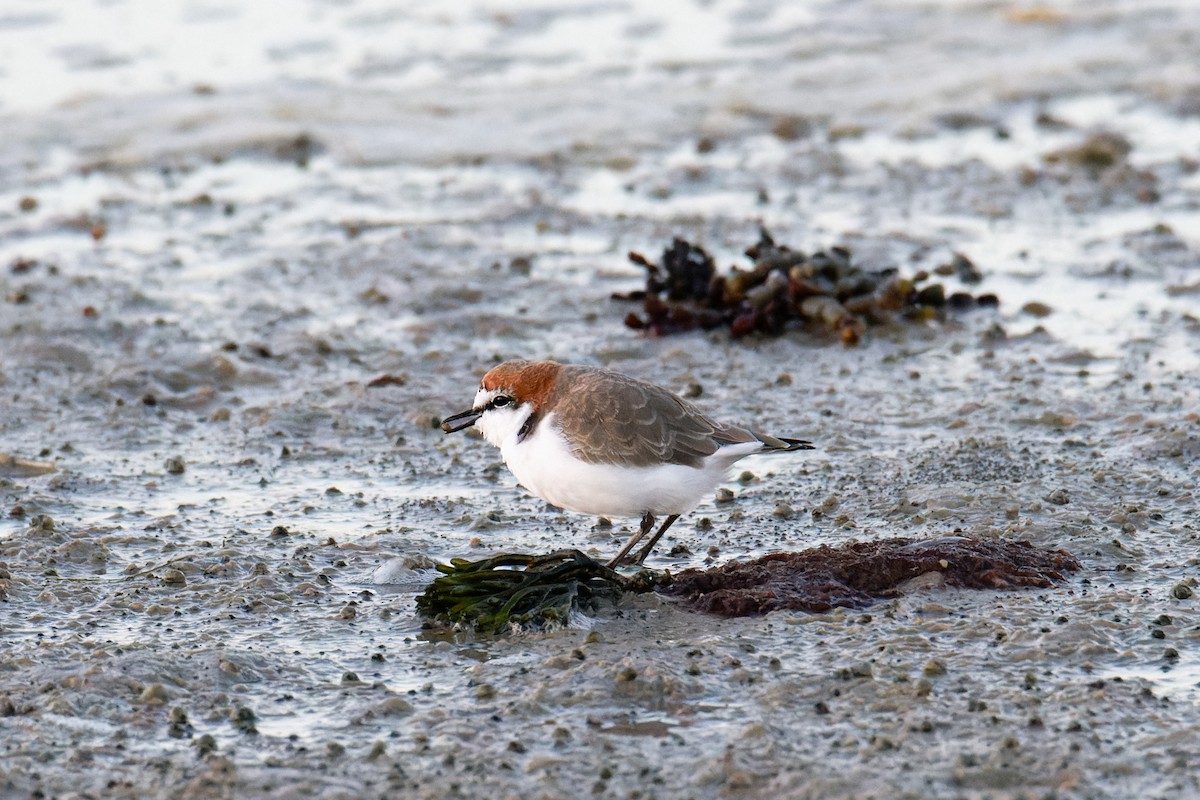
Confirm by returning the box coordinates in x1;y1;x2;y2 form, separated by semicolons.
491;395;511;408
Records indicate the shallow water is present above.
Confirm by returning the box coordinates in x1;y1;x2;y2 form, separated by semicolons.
2;1;1200;798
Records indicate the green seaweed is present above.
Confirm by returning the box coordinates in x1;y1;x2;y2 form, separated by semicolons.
416;550;656;633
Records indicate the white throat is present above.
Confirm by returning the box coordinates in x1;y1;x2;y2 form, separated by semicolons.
473;388;536;449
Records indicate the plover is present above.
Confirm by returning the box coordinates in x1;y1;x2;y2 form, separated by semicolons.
441;360;813;566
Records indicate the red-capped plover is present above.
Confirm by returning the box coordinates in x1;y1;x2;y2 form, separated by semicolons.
441;360;813;566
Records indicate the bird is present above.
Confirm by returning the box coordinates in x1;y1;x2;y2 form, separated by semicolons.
440;360;813;566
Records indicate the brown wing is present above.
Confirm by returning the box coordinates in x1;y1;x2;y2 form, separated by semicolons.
551;366;757;468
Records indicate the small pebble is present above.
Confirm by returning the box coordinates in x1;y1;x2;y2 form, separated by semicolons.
373;697;412;716
922;659;948;677
230;706;257;734
139;683;169;704
161;569;186;586
1044;489;1070;505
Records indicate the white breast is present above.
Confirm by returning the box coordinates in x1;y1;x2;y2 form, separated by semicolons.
499;411;762;518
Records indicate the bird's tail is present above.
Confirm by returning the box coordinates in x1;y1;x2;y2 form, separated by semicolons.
758;434;815;452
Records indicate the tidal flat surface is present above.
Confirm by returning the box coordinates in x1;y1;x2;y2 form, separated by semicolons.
1;1;1199;798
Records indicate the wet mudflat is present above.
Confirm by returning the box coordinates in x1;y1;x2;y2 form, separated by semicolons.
2;1;1199;798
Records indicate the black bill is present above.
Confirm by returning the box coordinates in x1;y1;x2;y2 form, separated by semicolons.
440;408;483;433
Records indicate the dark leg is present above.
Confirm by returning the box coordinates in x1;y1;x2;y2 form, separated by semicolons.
631;514;680;565
608;512;655;568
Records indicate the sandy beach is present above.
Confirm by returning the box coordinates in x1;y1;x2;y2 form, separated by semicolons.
2;1;1199;797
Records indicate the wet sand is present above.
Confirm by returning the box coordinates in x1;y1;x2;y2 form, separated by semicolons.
2;1;1199;798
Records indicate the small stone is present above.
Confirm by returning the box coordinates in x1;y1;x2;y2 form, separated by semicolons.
164;456;186;475
772;503;795;520
922;659;947;677
193;733;217;756
161;568;186;586
139;683;170;704
373;697;412;716
715;488;736;504
737;471;756;485
1021;301;1053;317
1044;488;1070;505
1171;584;1193;600
230;706;257;734
474;683;496;700
836;662;872;680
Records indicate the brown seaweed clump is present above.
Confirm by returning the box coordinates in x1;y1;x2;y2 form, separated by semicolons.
616;229;998;344
659;536;1079;617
